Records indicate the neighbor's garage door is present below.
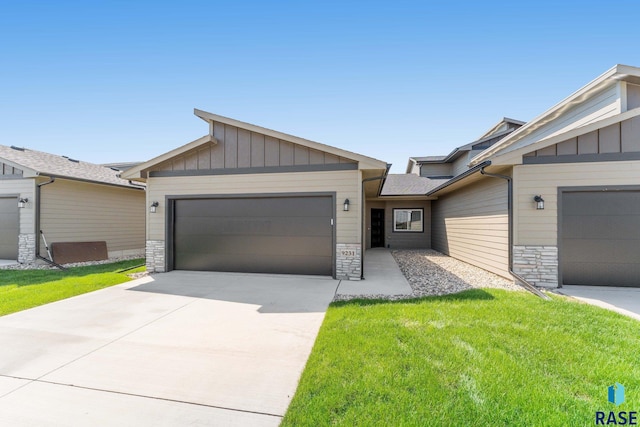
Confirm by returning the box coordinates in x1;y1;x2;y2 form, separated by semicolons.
0;197;19;259
173;195;333;276
561;190;640;287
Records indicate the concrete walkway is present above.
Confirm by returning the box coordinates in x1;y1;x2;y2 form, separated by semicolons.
336;248;412;296
557;285;640;321
0;271;338;426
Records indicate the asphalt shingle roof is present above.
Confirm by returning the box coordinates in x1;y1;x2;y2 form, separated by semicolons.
0;145;139;188
380;174;451;196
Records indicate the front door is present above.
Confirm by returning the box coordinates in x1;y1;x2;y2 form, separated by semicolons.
371;208;385;248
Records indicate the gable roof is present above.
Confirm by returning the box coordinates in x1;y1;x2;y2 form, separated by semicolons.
470;64;640;166
124;109;388;180
0;145;142;189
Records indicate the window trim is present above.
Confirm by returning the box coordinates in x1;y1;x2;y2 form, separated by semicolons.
392;208;424;233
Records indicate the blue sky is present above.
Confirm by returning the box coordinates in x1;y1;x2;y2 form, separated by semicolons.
2;1;640;172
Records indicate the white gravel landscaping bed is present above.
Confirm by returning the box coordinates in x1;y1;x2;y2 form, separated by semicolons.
391;249;521;297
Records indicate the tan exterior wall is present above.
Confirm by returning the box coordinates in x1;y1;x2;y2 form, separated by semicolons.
40;179;145;257
0;178;35;234
513;160;640;246
627;83;640;110
452;154;470;176
365;200;431;249
431;177;509;278
419;163;452;178
147;170;361;244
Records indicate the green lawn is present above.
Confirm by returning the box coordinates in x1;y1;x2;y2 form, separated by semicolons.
0;259;145;316
283;289;640;426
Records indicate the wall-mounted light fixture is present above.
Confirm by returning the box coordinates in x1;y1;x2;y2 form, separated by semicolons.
343;198;350;212
533;195;545;210
150;201;159;213
18;198;28;208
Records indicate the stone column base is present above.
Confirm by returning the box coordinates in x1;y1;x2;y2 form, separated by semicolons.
336;243;361;280
18;233;36;263
513;245;558;288
146;240;166;273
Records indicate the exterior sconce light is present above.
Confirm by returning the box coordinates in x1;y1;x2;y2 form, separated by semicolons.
343;199;350;212
18;198;28;208
533;195;544;210
150;201;159;213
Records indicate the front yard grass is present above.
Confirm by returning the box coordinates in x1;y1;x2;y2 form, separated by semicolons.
283;289;640;426
0;259;145;316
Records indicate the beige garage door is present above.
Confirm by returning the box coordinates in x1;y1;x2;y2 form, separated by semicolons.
0;197;19;259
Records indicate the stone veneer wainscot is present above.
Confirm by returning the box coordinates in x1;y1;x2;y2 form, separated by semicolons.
513;245;558;287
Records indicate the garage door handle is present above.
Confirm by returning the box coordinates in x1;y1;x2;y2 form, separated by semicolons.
331;218;334;226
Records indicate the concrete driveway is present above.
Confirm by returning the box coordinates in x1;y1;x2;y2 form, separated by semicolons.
0;271;338;426
558;285;640;321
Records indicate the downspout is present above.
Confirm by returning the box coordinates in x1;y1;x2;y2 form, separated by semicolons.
480;166;550;300
35;177;65;269
360;164;391;279
35;177;55;257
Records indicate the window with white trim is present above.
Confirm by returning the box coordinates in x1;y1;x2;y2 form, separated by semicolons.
393;208;423;232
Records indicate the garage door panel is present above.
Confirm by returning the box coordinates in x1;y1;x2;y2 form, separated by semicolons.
563;215;640;240
174;235;333;257
174;216;331;237
0;197;19;259
563;262;640;287
175;253;332;275
173;196;333;276
562;190;640;287
177;197;332;218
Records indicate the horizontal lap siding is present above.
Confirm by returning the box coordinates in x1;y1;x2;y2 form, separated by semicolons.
431;178;509;278
514;161;640;246
40;179;145;254
0;179;35;234
147;170;360;243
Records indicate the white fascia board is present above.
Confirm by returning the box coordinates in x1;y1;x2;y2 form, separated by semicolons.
121;135;215;180
194;109;388;170
489;108;640;166
469;64;639;167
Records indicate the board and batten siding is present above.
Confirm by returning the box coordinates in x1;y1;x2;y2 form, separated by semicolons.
0;178;35;234
513;160;640;246
40;179;145;256
431;177;509;278
154;122;356;173
147;170;361;244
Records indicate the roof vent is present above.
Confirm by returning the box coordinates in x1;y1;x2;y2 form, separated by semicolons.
10;145;25;151
109;167;121;171
67;158;80;163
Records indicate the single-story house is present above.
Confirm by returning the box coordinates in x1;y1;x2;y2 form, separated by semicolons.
0;145;146;264
124;63;640;288
123;110;397;280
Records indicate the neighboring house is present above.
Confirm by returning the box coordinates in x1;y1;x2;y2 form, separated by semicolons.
414;64;640;288
0;145;146;263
